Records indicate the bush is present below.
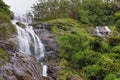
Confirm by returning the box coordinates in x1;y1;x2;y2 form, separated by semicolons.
71;50;100;69
111;46;120;53
97;55;120;74
0;0;10;16
90;37;109;53
108;35;120;47
104;74;117;80
81;65;105;80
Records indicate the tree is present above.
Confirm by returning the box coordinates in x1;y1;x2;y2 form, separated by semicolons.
0;0;10;15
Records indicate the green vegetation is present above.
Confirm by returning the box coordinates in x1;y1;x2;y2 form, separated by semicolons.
32;0;120;80
0;0;16;40
0;0;10;16
0;48;8;66
48;18;120;80
0;0;16;66
0;77;2;80
0;12;17;40
7;70;13;76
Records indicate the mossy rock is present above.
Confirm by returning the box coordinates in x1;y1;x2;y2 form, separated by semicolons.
0;48;8;66
0;77;2;80
6;70;13;76
48;18;81;35
16;22;26;28
48;18;80;27
0;12;17;40
0;0;10;16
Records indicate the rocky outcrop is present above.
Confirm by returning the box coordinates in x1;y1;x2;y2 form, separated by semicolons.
0;37;44;80
1;11;54;80
16;22;26;28
0;52;43;80
33;23;58;55
29;22;52;30
33;23;59;80
11;52;42;80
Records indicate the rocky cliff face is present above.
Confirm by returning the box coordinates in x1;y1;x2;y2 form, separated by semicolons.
0;52;43;80
0;31;44;80
0;15;49;80
32;23;59;80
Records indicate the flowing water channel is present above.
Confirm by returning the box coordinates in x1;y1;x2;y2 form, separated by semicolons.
12;12;47;77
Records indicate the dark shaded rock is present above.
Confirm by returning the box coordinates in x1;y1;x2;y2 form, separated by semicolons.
10;11;14;20
16;22;26;28
40;76;53;80
29;22;52;31
47;64;60;80
34;23;59;80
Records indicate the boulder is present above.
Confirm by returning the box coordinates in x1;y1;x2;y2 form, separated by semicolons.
11;52;42;80
16;22;26;28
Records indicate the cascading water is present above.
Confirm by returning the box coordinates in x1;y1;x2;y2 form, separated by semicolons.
12;12;47;77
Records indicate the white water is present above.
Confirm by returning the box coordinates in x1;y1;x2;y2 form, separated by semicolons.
12;13;44;59
12;13;47;76
42;63;48;77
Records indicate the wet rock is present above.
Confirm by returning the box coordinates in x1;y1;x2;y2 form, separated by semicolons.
37;28;58;55
10;11;14;20
11;52;42;80
16;22;26;28
34;23;59;80
0;52;43;80
47;64;60;80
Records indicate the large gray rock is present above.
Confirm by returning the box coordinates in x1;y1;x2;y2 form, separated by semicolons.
16;22;26;28
0;52;43;80
34;23;59;80
11;52;42;80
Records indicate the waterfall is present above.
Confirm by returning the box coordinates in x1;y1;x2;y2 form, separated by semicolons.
12;12;47;77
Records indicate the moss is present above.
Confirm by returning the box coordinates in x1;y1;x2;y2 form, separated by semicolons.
0;77;2;80
8;41;15;48
0;0;10;16
0;48;8;66
6;70;13;76
0;12;17;40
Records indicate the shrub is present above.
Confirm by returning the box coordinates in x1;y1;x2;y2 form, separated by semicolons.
71;50;100;69
0;0;10;16
81;65;105;80
104;74;117;80
111;46;120;53
108;35;120;47
90;37;109;53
